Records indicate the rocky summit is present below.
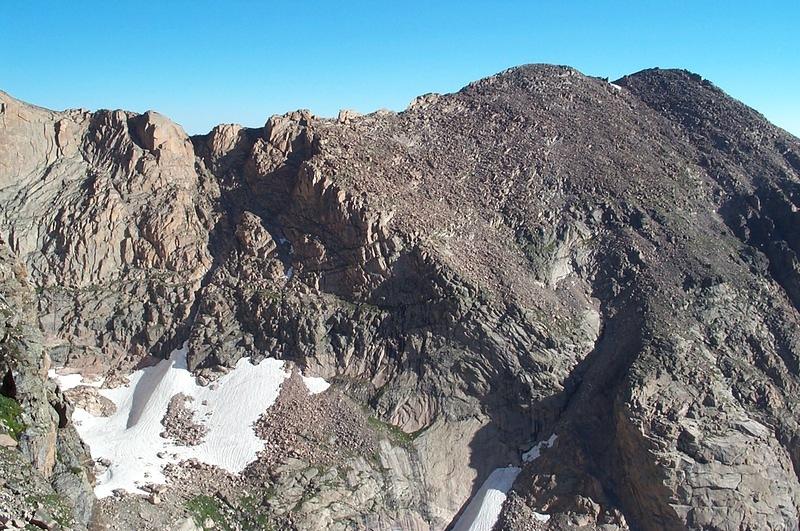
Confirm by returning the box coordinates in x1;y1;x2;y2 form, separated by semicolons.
0;64;799;530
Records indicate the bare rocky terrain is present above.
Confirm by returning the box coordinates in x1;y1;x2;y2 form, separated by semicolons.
1;64;799;530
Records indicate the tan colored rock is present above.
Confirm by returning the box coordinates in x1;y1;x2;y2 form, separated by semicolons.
407;92;441;110
0;91;214;372
206;123;245;158
336;109;360;124
130;110;195;161
264;110;312;155
235;212;276;258
63;386;117;416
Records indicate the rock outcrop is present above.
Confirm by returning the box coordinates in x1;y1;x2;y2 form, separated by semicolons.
0;236;94;528
1;65;799;530
0;91;214;376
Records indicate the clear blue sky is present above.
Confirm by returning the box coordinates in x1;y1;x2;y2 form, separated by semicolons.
2;1;798;136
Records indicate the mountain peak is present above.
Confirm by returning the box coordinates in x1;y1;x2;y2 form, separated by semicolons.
1;64;799;531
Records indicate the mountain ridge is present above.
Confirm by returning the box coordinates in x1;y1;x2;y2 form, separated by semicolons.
1;64;799;530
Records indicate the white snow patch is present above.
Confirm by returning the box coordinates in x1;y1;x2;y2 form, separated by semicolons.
609;82;623;91
48;369;103;391
452;466;521;531
285;266;294;280
534;511;551;522
68;345;290;498
522;433;557;462
519;433;557;522
301;374;330;394
450;433;560;529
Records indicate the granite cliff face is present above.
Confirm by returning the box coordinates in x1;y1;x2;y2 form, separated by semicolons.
0;65;799;530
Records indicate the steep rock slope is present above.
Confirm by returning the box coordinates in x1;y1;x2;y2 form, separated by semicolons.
0;94;215;373
0;65;798;530
0;236;94;528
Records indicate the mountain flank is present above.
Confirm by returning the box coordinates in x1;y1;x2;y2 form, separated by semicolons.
1;65;799;530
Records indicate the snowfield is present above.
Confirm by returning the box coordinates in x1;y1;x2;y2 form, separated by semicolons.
522;433;557;462
301;374;331;394
47;370;103;391
50;345;329;498
452;466;521;531
452;433;556;530
52;341;552;527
